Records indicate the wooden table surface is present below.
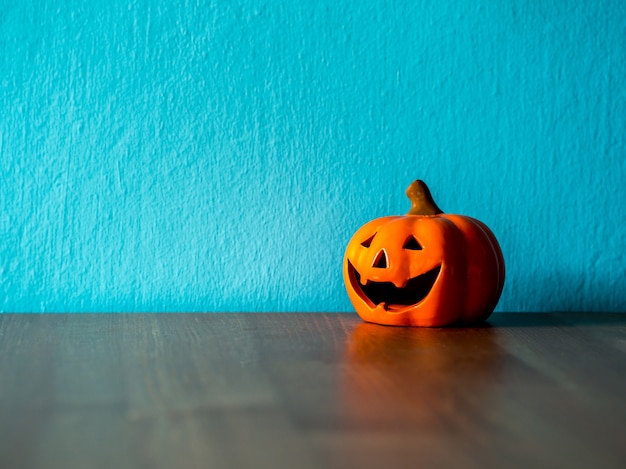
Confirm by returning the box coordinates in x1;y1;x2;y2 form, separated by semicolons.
0;313;625;469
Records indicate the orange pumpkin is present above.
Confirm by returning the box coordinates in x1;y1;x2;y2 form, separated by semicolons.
343;180;505;327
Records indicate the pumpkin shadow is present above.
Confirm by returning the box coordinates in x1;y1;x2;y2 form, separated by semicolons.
339;322;503;431
503;270;626;323
487;312;626;328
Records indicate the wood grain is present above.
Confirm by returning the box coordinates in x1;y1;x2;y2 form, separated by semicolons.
0;313;625;469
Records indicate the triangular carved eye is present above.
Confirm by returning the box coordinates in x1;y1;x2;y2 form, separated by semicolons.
403;235;422;250
360;234;376;248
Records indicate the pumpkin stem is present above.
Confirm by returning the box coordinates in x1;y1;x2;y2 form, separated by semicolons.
406;180;443;215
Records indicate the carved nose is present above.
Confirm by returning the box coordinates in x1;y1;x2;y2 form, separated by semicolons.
372;249;388;268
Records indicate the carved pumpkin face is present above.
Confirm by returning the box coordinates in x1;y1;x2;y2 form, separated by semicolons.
343;181;505;327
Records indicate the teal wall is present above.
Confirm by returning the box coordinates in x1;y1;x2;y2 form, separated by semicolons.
2;0;625;313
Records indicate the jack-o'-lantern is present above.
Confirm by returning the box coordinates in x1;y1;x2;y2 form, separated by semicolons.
343;180;505;327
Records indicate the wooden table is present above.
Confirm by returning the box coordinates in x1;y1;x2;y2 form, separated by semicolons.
0;313;625;469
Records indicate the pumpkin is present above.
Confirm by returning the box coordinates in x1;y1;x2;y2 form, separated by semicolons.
343;180;505;327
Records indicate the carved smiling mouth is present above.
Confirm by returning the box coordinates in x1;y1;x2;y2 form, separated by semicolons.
347;261;441;311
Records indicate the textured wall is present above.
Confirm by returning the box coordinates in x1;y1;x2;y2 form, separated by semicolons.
1;0;625;312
